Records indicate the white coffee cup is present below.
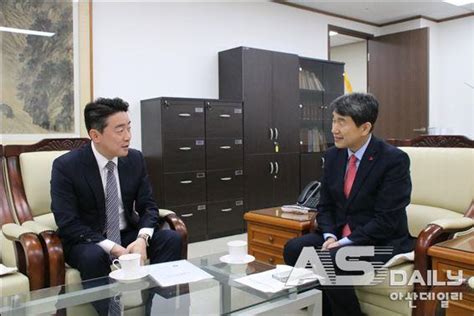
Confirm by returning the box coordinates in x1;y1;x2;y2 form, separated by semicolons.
227;240;247;262
112;253;141;275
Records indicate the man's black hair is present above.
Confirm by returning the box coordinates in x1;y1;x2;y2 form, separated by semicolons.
84;97;129;133
330;93;379;131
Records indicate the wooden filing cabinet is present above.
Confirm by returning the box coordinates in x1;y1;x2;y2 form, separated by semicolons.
427;233;474;316
244;207;316;266
141;97;244;242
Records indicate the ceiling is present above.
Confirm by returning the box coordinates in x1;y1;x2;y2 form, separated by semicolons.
284;0;473;25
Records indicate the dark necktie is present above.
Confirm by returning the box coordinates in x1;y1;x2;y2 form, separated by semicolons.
105;161;121;246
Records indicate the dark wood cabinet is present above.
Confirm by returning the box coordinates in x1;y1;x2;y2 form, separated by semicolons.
141;97;244;242
219;47;301;211
244;153;300;211
299;57;344;183
219;47;300;156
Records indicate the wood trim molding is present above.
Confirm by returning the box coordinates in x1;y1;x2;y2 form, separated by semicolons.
387;135;474;148
274;1;474;27
89;0;94;101
378;15;437;27
328;25;374;39
274;1;379;27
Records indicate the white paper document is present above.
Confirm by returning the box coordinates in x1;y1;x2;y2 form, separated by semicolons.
235;265;323;293
147;260;214;287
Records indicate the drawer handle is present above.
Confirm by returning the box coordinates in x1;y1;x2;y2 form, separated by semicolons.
181;213;194;218
221;208;232;212
268;235;274;243
219;114;231;118
220;177;232;181
178;113;191;117
180;180;193;184
219;146;231;150
179;147;191;151
268;257;274;264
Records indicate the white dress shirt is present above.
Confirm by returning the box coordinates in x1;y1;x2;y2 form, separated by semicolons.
323;134;372;246
91;142;153;254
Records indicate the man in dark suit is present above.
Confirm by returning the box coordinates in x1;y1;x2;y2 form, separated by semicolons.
51;97;182;290
284;93;415;316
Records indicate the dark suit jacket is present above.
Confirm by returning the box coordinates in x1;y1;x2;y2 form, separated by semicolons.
317;136;415;255
51;142;159;255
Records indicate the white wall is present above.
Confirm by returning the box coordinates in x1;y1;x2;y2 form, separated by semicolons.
93;2;473;148
330;41;367;93
92;1;377;150
428;17;474;137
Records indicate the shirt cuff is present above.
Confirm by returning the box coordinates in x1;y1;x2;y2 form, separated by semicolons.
323;233;338;241
97;239;116;254
138;228;154;239
338;237;353;246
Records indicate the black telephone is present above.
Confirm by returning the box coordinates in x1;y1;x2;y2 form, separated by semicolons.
297;181;321;209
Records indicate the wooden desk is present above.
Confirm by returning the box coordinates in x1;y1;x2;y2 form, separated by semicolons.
244;207;316;266
427;233;474;316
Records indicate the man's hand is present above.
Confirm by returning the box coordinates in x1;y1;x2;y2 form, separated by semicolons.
326;241;341;249
126;238;148;265
322;237;337;250
110;244;129;258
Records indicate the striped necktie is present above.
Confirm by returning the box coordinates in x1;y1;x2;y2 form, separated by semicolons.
105;161;121;246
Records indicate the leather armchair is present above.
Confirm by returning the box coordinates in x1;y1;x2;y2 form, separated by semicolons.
354;136;474;316
4;138;188;289
0;145;46;296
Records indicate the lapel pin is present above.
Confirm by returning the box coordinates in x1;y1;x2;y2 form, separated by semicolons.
368;156;374;161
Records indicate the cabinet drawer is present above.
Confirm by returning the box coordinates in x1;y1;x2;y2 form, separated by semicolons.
207;200;244;237
248;245;283;266
164;172;206;206
162;101;204;139
248;224;298;251
206;139;243;170
206;101;242;138
172;204;207;242
163;139;205;172
437;262;474;302
207;169;244;201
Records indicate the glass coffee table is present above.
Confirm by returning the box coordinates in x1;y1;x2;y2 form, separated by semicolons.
0;252;322;315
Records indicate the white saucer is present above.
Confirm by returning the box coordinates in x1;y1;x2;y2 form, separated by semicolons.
109;268;149;283
219;254;255;265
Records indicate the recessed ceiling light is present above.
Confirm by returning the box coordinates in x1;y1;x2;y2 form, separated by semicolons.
443;0;473;6
329;31;338;37
0;26;55;37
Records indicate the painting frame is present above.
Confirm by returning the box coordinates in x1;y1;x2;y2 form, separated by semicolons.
0;0;93;143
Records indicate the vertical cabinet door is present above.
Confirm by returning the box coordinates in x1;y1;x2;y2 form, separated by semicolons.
242;49;274;155
273;153;300;207
323;63;344;94
244;154;275;211
272;52;300;154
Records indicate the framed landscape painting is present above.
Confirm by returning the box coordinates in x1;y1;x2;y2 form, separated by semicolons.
0;0;92;142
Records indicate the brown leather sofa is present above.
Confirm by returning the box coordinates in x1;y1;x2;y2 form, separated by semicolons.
0;145;46;296
3;138;188;290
